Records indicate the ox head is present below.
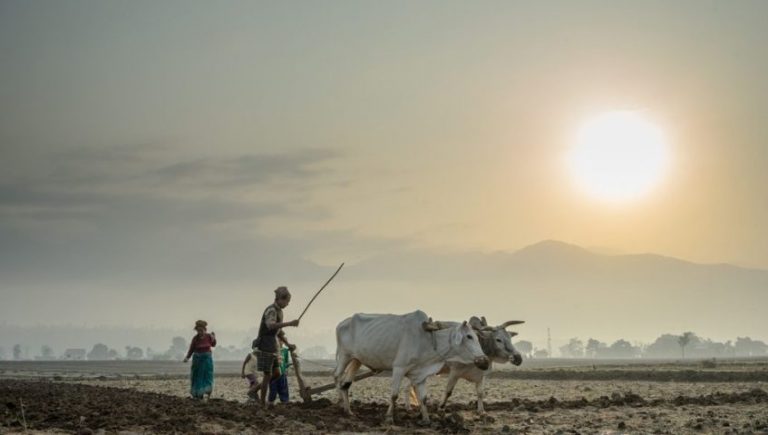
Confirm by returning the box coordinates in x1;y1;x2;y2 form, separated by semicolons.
424;317;489;369
470;316;524;366
448;320;490;370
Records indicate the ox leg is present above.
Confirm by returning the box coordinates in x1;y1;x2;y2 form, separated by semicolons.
406;384;420;411
334;353;352;411
339;358;361;415
385;368;405;425
414;381;431;425
439;374;459;410
475;378;486;415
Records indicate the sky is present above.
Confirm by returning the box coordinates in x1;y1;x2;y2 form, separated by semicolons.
2;1;767;348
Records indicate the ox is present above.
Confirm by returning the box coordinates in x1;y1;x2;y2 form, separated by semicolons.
406;316;524;414
334;310;489;425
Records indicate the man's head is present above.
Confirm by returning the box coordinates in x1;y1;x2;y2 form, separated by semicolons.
274;286;291;308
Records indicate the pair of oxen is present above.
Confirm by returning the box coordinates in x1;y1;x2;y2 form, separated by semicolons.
334;310;524;425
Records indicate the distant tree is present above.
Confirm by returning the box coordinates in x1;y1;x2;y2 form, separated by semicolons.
514;340;533;358
0;347;6;360
13;344;22;360
532;348;549;359
644;334;682;358
585;338;605;358
735;337;768;357
678;332;694;359
559;338;584;358
125;346;144;360
87;343;110;360
167;336;188;360
41;345;55;360
722;340;736;357
606;339;639;358
107;348;119;360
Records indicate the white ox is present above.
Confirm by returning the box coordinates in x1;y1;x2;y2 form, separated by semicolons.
407;316;524;414
335;310;490;425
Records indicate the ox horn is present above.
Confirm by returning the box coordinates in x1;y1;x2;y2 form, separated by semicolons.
468;316;484;331
422;317;441;332
481;316;488;327
499;320;525;329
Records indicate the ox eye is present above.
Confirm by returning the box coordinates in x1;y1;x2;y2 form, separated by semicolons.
466;334;473;340
496;339;502;343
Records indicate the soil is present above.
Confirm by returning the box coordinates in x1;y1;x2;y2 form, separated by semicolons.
3;379;768;434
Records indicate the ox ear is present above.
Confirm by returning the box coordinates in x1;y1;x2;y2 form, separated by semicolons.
422;317;441;332
481;316;488;327
454;322;469;346
509;331;519;337
499;320;525;329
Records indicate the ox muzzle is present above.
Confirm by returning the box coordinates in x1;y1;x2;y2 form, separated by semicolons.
511;353;523;366
474;356;490;370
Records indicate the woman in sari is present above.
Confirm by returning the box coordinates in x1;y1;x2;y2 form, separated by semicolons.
183;320;217;399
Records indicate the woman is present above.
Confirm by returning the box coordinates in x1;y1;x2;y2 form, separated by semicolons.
183;320;217;399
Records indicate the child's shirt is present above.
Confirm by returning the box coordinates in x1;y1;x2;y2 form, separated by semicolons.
244;351;258;375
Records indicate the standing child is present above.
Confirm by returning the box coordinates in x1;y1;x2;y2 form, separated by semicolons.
268;346;291;405
241;345;260;400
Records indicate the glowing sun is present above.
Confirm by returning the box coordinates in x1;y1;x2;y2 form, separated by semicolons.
568;111;670;202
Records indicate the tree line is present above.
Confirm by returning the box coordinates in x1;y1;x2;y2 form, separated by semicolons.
0;337;333;361
3;332;767;361
513;332;768;359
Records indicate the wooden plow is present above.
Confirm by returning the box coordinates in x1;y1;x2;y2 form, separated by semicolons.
290;349;382;402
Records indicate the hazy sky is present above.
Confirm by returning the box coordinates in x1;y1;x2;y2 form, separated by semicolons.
2;1;767;344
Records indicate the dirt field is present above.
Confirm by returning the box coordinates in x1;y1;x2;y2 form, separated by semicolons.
2;360;768;434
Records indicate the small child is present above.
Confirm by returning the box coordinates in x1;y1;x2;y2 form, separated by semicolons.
268;346;291;405
241;345;259;400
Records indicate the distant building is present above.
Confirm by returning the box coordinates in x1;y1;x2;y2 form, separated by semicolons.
63;349;86;360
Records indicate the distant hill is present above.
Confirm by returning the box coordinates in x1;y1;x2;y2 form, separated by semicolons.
346;240;768;341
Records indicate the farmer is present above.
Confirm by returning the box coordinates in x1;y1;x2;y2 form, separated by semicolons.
183;320;217;399
268;345;292;405
254;286;299;407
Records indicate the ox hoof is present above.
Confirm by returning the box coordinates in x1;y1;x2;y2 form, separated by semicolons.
417;419;431;427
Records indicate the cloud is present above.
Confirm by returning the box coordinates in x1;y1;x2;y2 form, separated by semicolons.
151;148;339;188
0;144;344;288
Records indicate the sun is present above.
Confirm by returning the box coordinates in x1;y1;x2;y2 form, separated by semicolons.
567;111;670;202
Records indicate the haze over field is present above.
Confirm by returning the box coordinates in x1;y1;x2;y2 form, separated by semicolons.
2;2;767;352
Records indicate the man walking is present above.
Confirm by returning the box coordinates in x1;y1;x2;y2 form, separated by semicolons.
254;286;299;407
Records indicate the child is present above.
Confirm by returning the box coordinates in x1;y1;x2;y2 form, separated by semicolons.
241;345;260;400
268;346;291;405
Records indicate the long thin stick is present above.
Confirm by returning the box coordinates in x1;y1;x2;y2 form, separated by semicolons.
298;262;344;321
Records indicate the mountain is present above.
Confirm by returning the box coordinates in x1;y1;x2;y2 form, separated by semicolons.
345;240;768;341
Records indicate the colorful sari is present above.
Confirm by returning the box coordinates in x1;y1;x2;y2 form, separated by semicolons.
190;351;214;398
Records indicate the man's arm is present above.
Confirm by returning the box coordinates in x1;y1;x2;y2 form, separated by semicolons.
278;331;297;351
264;307;299;330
